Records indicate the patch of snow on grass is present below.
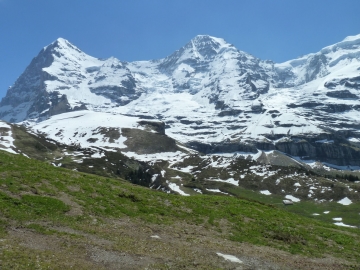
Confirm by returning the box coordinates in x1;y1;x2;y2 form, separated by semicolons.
211;178;238;186
125;151;186;164
338;197;352;205
91;151;105;158
323;211;330;214
249;165;278;178
260;190;271;195
285;195;300;202
332;217;342;221
177;165;195;173
168;183;189;196
334;222;357;228
216;253;242;263
206;188;228;195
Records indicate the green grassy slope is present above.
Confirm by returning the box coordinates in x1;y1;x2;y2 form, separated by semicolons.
0;150;359;269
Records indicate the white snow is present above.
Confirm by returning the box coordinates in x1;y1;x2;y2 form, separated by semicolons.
176;165;195;173
91;151;105;158
168;182;190;196
285;195;301;202
0;121;17;154
333;222;357;228
260;190;271;195
29;110;145;150
332;217;342;221
211;178;238;186
216;253;242;263
206;188;229;195
337;197;352;205
151;174;158;183
126;151;187;165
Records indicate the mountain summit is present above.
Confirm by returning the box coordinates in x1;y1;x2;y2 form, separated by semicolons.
163;35;231;64
1;34;360;166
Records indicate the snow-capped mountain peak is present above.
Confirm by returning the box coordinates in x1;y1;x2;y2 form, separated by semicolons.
159;35;235;71
1;34;360;167
42;37;85;59
44;37;73;49
188;35;231;57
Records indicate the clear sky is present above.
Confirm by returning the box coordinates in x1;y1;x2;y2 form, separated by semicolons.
1;0;360;99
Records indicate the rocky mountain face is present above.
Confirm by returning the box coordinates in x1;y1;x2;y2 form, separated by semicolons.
1;34;360;166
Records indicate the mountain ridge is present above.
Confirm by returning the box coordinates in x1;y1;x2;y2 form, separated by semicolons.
1;34;360;167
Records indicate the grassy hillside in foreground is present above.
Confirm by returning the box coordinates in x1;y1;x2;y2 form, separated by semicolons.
0;151;359;269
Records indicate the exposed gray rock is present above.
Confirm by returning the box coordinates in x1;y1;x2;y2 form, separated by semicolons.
186;141;257;154
325;76;360;90
137;120;165;135
326;90;358;99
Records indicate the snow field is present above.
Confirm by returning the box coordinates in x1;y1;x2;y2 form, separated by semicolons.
0;121;17;154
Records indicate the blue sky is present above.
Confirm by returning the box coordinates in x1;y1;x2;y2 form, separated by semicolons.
1;0;360;98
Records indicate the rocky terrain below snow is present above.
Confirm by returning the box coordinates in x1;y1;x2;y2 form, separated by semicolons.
1;117;359;231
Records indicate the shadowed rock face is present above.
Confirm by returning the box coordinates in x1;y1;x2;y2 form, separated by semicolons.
270;134;360;166
48;94;72;116
0;40;89;122
325;90;358;99
325;76;360;90
186;141;257;154
186;133;360;166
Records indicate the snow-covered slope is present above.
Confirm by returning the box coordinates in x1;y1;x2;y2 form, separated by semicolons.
0;121;17;154
275;34;360;87
1;34;360;166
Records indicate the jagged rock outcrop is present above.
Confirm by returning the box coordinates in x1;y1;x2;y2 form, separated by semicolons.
137;120;165;135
